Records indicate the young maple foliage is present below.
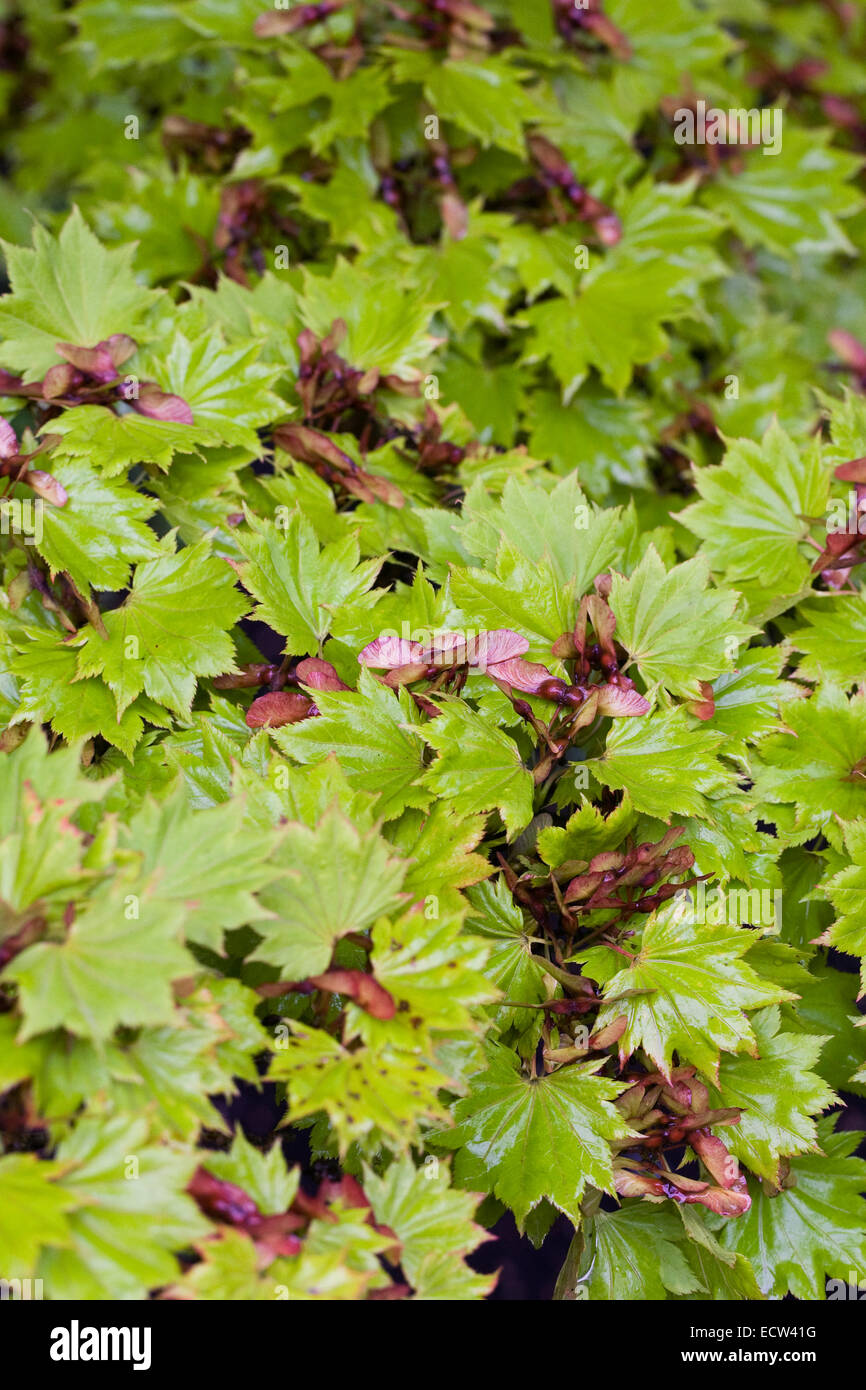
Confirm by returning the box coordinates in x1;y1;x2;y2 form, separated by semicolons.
0;0;865;1306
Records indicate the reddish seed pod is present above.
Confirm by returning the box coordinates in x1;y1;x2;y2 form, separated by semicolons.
656;882;680;901
560;684;586;708
537;676;570;702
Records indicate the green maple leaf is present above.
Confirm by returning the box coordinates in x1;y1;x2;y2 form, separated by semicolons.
107;983;263;1140
703;129;862;259
252;809;407;977
774;844;833;951
790;595;866;687
674;1205;764;1301
280;165;402;257
180;0;296;45
535;79;641;196
457;473;627;598
0;207;162;381
307;66;393;155
38;1115;208;1299
171;1228;282;1301
398;1248;495;1300
708;1007;836;1182
74;537;248;718
0;980;261;1138
720;1118;866;1299
578;1204;701;1301
537;796;638;870
45;404;215;477
525;384;652;496
204;1132;300;1216
182;1228;373;1301
522;255;720;399
614;176;723;261
751;684;866;833
119;783;278;951
236;510;382;655
708;648;793;758
239;753;379;834
274;669;430;821
298;256;442;377
281;1228;393;1300
589;705;736;820
385;801;492;901
678;424;828;603
179;271;301;368
0;1154;77;1275
300;1196;395;1286
575;902;794;1081
140;329;286;453
607;0;733;99
0;1024;125;1127
93;164;221;285
388;51;539;158
663;800;764;884
0;726;109;824
361;563;449;649
823;819;866;990
353;905;494;1048
1;0;865;1310
0;761;103;941
7;877;193;1041
9;629;168;758
410;219;514;337
155;700;253;811
67;0;192;69
439;344;523;445
746;936;815;998
609;548;755;701
271;1024;449;1153
465;876;548;1039
363;1155;493;1301
417;698;534;841
439;1045;632;1229
784;961;866;1100
449;544;572;661
31;458;161;593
